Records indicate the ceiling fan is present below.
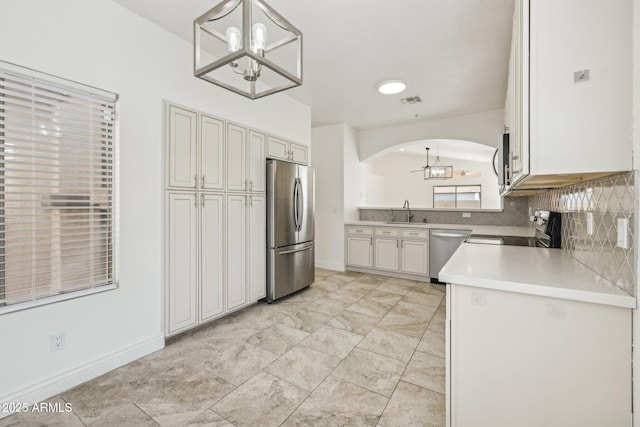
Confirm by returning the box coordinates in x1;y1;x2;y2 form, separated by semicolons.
410;147;453;179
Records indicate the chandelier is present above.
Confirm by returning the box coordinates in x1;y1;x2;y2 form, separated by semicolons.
410;147;453;180
194;0;303;99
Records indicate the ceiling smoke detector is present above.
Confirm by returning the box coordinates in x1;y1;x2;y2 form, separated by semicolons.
400;96;422;105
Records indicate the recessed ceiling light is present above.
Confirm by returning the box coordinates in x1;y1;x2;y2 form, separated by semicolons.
400;148;405;152
377;80;406;95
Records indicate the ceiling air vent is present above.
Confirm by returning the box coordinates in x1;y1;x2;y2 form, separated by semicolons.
400;96;422;105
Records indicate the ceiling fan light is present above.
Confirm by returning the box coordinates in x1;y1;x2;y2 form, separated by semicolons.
377;80;406;95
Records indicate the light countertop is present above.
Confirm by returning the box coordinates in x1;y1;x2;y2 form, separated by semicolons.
345;221;535;237
439;243;636;309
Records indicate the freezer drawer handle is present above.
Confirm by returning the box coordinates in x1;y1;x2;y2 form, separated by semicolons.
279;244;314;255
431;232;469;238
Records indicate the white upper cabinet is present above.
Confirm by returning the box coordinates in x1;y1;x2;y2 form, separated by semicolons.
200;114;225;191
267;136;289;160
226;123;247;192
248;130;266;193
506;0;632;191
290;142;308;164
267;135;308;165
167;105;198;189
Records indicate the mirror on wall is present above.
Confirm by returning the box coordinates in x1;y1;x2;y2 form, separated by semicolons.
362;139;502;210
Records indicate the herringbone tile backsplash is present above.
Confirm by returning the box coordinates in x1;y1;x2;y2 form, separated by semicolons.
529;171;636;296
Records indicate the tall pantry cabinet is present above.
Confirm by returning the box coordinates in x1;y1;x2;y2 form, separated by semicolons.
165;103;266;336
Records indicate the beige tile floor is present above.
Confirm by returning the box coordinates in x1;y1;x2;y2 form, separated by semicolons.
0;269;446;427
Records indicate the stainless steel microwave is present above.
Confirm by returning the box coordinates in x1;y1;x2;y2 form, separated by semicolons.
493;133;509;190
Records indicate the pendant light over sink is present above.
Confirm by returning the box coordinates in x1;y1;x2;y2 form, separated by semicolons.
411;146;454;180
194;0;303;99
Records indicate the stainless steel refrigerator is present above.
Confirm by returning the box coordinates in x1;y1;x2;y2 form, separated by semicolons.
266;159;315;303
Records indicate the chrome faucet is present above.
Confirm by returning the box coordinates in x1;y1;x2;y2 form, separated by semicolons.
402;199;413;223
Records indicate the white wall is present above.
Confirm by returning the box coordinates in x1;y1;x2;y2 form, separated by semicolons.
632;0;640;424
343;126;364;222
358;109;504;161
312;124;346;271
364;153;500;209
311;123;363;271
0;0;310;410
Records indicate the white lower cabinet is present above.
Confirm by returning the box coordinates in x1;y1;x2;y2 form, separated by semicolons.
200;194;224;321
447;284;631;426
248;195;266;301
166;191;266;336
227;194;266;308
226;194;247;310
345;225;430;280
401;240;428;275
167;193;198;333
374;238;400;271
347;236;373;268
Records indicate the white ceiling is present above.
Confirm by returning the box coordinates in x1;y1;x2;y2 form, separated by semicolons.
112;0;514;130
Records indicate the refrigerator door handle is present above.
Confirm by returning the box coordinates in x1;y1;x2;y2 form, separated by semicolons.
296;178;303;231
279;244;314;255
293;178;300;230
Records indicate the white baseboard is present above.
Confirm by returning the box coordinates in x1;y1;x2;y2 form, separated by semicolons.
316;260;345;272
0;335;165;419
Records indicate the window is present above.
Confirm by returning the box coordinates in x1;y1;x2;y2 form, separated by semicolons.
433;185;481;209
0;62;117;312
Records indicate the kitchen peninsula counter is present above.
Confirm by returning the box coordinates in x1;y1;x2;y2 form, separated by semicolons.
440;242;635;308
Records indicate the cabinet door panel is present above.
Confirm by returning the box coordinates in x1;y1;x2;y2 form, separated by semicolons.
226;195;247;310
167;193;198;333
226;124;247;191
248;195;266;301
290;142;308;165
374;238;399;271
248;131;266;193
201;115;224;190
401;240;428;275
347;237;372;267
168;105;197;189
267;136;289;160
201;194;224;321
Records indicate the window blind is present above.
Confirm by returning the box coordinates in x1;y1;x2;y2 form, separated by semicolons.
0;63;117;309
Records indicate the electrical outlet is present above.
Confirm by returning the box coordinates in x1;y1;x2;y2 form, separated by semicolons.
586;212;594;236
462;212;471;218
50;332;65;352
617;218;629;249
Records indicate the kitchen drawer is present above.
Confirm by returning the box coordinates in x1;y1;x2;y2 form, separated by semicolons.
401;229;428;239
347;226;373;235
375;228;399;237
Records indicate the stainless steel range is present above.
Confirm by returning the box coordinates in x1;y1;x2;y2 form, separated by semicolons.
466;210;562;248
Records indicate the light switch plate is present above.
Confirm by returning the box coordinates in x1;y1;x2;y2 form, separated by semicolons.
617;218;629;249
586;212;594;235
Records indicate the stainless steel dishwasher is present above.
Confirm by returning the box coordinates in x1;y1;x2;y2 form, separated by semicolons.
429;229;472;283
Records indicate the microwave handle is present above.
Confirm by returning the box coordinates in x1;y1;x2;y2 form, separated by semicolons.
492;147;499;178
